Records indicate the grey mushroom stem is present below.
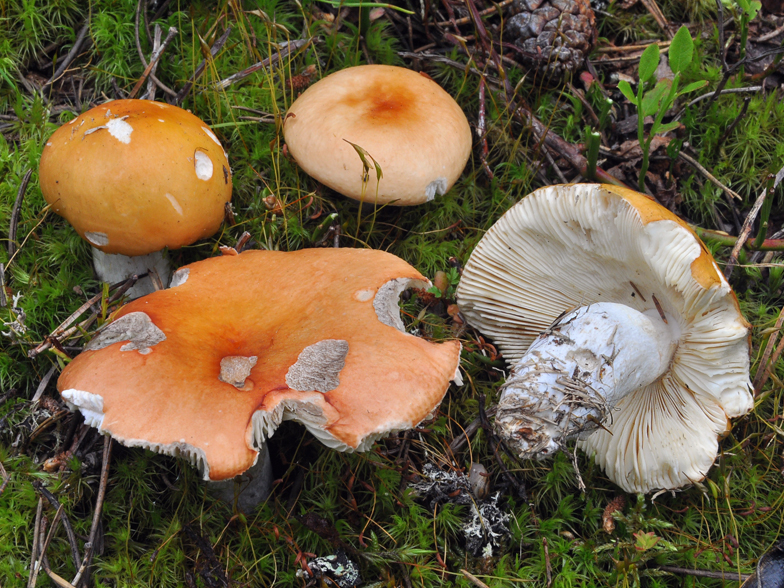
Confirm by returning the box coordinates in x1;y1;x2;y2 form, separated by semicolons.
495;302;681;459
91;247;172;298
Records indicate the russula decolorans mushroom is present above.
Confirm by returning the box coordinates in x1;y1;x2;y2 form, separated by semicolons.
456;184;753;493
283;65;472;206
39;99;232;297
58;248;462;500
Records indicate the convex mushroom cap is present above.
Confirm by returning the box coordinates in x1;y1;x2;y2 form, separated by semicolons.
457;183;752;493
58;248;462;481
283;65;472;206
40;99;232;257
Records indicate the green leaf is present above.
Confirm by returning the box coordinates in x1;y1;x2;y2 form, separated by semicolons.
748;1;762;19
634;531;660;552
617;80;637;105
638;43;660;82
679;80;708;95
657;120;681;133
641;80;670;117
668;26;694;74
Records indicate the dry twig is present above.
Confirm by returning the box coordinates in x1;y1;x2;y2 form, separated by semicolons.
8;169;32;258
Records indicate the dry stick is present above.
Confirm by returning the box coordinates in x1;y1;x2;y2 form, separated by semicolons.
29;275;138;358
656;565;751;581
757;21;784;43
143;24;163;101
460;569;491;588
718;96;751;144
41;20;91;96
35;504;64;584
478;78;493;179
173;26;232;104
435;0;514;27
71;437;112;588
134;0;177;97
128;26;178;99
28;497;43;588
678;151;742;201
0;264;6;307
31;364;58;403
33;481;81;570
8;169;32;258
725;164;784;278
676;86;763;120
753;305;784;391
640;0;672;38
755;327;784;395
211;38;314;91
0;460;9;496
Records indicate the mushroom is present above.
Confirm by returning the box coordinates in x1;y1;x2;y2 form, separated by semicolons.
283;65;472;206
57;247;462;504
39;99;232;297
456;184;752;493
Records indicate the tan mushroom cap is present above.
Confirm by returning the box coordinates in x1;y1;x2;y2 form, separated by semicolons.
457;183;752;493
58;248;462;481
39;99;232;256
283;65;472;206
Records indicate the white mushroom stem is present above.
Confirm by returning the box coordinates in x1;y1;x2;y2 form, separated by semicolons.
495;302;681;459
92;247;172;299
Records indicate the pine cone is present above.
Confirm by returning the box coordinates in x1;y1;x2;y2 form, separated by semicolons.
602;495;626;534
506;0;597;77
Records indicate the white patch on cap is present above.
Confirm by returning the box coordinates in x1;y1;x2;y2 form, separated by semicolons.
353;289;375;302
425;177;448;202
46;142;52;146
86;311;166;354
153;103;167;108
170;268;189;287
165;193;183;215
85;231;109;247
106;117;133;144
194;150;213;181
202;126;222;147
286;340;349;393
158;119;165;122
219;356;258;389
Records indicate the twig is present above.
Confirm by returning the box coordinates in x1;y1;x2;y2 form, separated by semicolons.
718;96;751;144
28;497;43;588
211;38;315;90
0;264;5;307
678;151;742;200
675;86;763;120
33;481;81;570
656;565;750;581
753;306;784;392
640;0;671;37
757;22;784;43
8;169;32;258
595;40;672;53
35;504;65;583
28;276;137;358
42;21;91;96
129;26;178;99
134;0;177;97
143;24;163;101
173;27;232;104
725;164;784;278
435;0;514;26
71;437;112;588
694;226;784;250
543;537;553;587
478;78;492;179
32;364;58;403
0;460;9;497
460;569;491;588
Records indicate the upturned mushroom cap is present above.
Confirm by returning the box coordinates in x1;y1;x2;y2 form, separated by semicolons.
457;183;752;493
283;65;472;206
58;248;462;481
39;99;232;256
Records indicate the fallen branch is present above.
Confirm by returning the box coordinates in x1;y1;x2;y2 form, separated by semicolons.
173;27;232;104
8;169;32;257
211;38;315;91
129;26;178;99
41;21;91;96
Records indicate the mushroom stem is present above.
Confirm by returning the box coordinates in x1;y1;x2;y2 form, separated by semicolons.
91;247;172;299
495;302;680;459
207;443;273;513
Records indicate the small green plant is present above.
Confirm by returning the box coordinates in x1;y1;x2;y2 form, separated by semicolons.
723;0;761;60
618;26;707;192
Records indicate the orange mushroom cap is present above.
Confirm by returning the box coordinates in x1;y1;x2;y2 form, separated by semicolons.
39;99;232;256
58;248;462;481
